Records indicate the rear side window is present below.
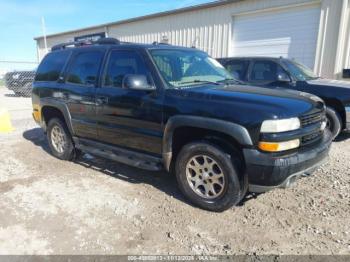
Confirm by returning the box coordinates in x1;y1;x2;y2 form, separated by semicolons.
225;60;249;80
66;51;104;86
35;51;70;81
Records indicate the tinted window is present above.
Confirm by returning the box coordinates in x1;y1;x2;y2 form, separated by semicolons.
250;61;285;82
150;49;232;88
225;60;249;80
66;51;104;86
35;51;70;81
104;50;151;88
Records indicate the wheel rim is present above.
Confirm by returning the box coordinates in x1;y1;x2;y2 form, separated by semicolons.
51;125;66;154
186;155;225;199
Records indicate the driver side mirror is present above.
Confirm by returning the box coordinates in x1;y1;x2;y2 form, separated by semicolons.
122;74;156;91
277;72;291;83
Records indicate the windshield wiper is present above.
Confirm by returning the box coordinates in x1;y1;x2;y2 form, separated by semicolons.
178;80;221;86
217;78;245;85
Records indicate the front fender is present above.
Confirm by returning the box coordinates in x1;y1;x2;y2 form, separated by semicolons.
162;115;253;171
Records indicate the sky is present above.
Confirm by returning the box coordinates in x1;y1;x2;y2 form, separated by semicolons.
0;0;213;71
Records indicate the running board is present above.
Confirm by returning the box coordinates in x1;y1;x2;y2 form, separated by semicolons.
73;137;163;171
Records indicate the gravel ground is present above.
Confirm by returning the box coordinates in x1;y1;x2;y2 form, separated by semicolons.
0;88;349;255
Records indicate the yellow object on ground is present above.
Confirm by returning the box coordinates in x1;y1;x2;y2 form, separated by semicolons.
0;108;14;133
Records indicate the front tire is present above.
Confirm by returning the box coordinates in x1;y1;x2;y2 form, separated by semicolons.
47;118;76;161
175;142;245;212
326;107;342;139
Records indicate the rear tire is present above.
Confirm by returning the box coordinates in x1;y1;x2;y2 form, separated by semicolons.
175;142;245;212
326;107;342;139
47;118;76;161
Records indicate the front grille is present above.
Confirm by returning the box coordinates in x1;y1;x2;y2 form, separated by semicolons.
300;111;323;127
299;111;325;146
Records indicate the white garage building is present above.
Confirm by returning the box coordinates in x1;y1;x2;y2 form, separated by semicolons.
35;0;350;79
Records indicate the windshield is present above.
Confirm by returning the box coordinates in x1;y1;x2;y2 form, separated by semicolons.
282;60;319;81
150;49;233;88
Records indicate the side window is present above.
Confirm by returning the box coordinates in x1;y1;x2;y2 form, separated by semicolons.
250;61;284;82
104;50;150;88
225;60;249;80
35;51;70;81
66;51;104;86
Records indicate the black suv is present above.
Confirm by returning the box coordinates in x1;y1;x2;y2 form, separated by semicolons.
218;57;350;139
32;38;332;212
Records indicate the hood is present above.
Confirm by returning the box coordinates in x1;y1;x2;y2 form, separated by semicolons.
307;78;350;89
174;84;323;119
276;86;324;103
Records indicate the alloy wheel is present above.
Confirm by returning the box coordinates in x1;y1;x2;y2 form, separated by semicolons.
185;155;225;199
51;125;66;154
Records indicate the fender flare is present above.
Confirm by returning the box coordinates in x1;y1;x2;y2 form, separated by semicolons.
162;115;253;171
323;98;346;128
40;98;75;135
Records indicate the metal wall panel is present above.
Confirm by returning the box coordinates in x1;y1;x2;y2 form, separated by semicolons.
37;0;315;60
35;0;348;79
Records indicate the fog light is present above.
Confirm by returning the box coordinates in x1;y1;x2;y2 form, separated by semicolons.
259;139;300;152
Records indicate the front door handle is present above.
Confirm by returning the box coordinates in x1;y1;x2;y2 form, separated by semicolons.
96;96;108;105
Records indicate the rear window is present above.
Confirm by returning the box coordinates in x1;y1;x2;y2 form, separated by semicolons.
35;51;70;82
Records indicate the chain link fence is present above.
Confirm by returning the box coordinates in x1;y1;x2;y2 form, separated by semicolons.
0;61;38;97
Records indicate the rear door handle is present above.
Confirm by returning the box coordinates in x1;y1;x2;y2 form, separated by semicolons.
96;96;108;105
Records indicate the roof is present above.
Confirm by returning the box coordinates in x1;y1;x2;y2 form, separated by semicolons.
51;41;204;52
34;0;242;40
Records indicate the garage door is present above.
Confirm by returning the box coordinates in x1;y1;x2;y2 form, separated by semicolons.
231;4;321;69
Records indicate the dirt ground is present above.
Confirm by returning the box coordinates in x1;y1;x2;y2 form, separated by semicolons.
0;87;349;255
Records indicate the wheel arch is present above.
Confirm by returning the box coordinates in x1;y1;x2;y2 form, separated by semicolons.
162;116;253;171
324;98;346;128
40;99;74;135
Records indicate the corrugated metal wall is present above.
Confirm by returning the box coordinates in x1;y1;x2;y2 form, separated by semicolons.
111;5;232;58
36;0;348;79
37;0;315;60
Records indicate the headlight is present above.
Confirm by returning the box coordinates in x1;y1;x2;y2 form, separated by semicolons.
259;139;300;152
261;117;300;133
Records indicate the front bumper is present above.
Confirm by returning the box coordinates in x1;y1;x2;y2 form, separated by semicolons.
243;128;332;193
346;106;350;130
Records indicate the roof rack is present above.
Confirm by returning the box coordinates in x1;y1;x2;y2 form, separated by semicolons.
152;41;170;46
51;37;121;51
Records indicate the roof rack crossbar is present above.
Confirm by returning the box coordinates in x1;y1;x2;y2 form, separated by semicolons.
152;41;170;45
51;37;121;51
